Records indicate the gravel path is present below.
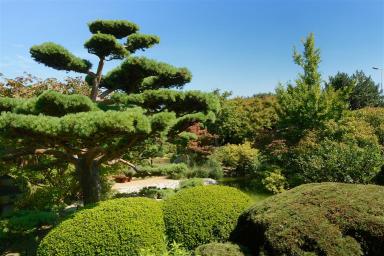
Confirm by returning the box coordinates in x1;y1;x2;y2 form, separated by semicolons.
112;176;181;193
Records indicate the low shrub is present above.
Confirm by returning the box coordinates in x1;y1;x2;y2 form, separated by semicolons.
211;142;260;176
194;242;247;256
2;210;57;234
261;168;287;194
137;163;189;179
185;159;224;180
232;183;384;256
163;185;252;250
179;178;204;189
0;210;58;255
37;198;166;256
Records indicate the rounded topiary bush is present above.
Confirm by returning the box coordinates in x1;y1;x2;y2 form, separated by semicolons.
163;185;252;249
194;242;247;256
232;183;384;256
37;198;166;256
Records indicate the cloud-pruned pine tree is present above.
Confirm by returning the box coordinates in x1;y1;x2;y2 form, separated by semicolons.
0;20;219;205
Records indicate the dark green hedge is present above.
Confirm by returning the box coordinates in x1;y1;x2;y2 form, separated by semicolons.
232;183;384;256
194;242;247;256
163;185;252;250
37;198;166;256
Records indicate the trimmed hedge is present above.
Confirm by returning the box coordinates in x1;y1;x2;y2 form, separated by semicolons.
163;185;252;249
232;183;384;256
195;242;247;256
37;198;166;256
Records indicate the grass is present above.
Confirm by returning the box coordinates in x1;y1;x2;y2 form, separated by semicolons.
218;177;272;203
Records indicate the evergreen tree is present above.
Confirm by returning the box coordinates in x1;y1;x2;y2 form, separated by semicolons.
326;71;383;109
0;20;219;205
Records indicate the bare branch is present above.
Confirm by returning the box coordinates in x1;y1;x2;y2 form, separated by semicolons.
107;158;140;172
34;148;77;164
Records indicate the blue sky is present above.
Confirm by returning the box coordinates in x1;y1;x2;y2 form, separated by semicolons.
0;0;383;96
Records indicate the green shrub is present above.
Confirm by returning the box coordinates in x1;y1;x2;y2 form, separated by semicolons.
287;117;383;186
37;198;166;256
137;163;188;179
1;210;58;255
194;242;247;256
261;168;287;194
163;185;252;250
211;142;260;176
232;183;384;256
186;159;223;180
3;210;57;233
179;178;204;189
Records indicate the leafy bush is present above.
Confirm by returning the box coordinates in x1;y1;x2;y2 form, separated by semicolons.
137;163;189;179
163;185;252;249
261;168;287;194
194;242;247;256
351;107;384;145
232;183;384;256
37;198;166;256
179;178;204;189
287;117;383;186
0;210;57;255
2;210;57;233
211;142;260;176
207;94;278;145
185;159;223;179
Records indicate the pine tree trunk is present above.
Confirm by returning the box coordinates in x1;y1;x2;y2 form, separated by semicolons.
76;158;101;205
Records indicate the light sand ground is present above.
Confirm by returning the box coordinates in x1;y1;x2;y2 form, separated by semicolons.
111;176;181;193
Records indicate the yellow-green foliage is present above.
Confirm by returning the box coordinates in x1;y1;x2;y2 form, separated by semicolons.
209;94;278;145
288;116;383;185
351;107;384;145
233;183;384;256
163;185;252;250
212;142;260;176
262;168;287;194
37;198;166;256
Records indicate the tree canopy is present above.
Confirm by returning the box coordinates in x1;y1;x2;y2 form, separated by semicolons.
326;71;383;109
0;19;219;205
276;33;348;142
29;19;191;101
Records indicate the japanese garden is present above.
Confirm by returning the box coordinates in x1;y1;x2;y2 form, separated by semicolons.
0;4;383;256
